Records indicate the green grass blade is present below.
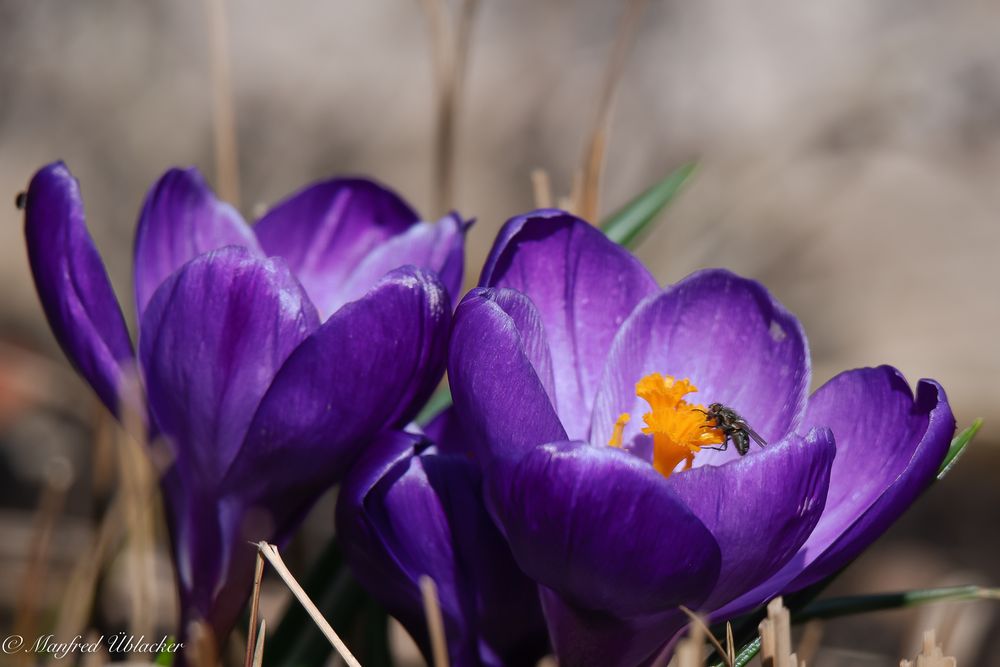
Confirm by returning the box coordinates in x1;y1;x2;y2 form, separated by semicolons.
600;162;696;248
937;418;983;479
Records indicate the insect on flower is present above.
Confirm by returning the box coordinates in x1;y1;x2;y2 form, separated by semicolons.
701;402;767;456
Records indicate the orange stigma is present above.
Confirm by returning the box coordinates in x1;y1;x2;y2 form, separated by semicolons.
609;373;725;477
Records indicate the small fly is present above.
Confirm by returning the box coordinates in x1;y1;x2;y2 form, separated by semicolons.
699;402;767;456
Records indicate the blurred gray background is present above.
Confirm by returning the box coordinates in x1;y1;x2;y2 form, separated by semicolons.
1;1;998;665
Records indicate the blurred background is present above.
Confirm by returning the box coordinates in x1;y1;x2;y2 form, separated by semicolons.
1;1;998;665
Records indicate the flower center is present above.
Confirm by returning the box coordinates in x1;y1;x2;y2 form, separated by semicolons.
608;373;725;478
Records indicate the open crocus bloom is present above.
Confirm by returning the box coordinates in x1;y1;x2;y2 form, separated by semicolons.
336;408;549;667
23;161;466;647
448;210;955;667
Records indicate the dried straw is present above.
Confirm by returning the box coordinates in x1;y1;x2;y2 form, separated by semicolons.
205;0;241;207
420;575;450;667
256;542;363;667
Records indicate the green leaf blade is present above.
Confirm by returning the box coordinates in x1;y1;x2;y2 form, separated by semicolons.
937;418;983;479
600;162;697;248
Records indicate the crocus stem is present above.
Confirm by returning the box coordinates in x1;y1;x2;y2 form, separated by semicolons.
711;585;1000;667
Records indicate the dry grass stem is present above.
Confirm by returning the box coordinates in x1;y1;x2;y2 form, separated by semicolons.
244;550;266;667
758;597;799;667
420;575;450;667
256;542;363;667
796;620;823;665
14;457;73;667
205;0;241;207
726;622;736;666
578;0;649;222
900;629;957;667
48;498;124;664
116;372;161;652
531;168;553;208
418;0;480;215
672;606;704;667
251;619;266;667
678;605;730;666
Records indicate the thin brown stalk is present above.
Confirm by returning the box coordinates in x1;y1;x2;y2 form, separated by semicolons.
251;619;266;667
796;620;823;665
256;542;363;667
418;0;479;215
678;605;730;667
420;575;450;667
48;499;125;665
531;168;553;208
245;550;266;667
116;371;160;654
205;0;241;206
726;622;736;666
578;0;650;222
14;457;73;667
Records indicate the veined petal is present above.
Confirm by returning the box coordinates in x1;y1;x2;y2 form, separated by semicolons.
226;266;450;494
253;177;420;318
448;288;565;469
139;246;319;484
714;368;954;618
667;428;835;610
592;269;809;457
23;161;134;415
337;432;547;667
487;440;720;617
479;211;658;440
326;213;470;313
134;167;262;316
787;368;954;589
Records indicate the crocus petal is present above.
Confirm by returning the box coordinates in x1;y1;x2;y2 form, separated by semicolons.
487;440;720;617
591;269;809;455
540;590;683;667
448;288;565;469
325;213;470;313
787;368;954;589
253;177;420;318
423;406;473;457
23;161;134;415
134;167;262;316
338;431;548;667
479;211;658;440
225;266;450;495
714;368;954;618
139;246;319;484
667;428;835;610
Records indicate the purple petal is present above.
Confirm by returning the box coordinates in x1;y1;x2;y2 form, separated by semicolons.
422;406;472;457
714;368;954;618
337;431;548;667
480;211;658;440
23;162;134;415
540;590;684;667
448;288;565;469
325;213;470;314
133;168;263;316
667;429;835;610
225;267;450;494
591;269;810;457
253;177;420;318
139;246;319;484
786;368;954;589
487;440;720;617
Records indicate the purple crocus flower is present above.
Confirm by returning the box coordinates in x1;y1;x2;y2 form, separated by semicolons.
447;210;955;667
23;161;466;648
336;408;549;667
